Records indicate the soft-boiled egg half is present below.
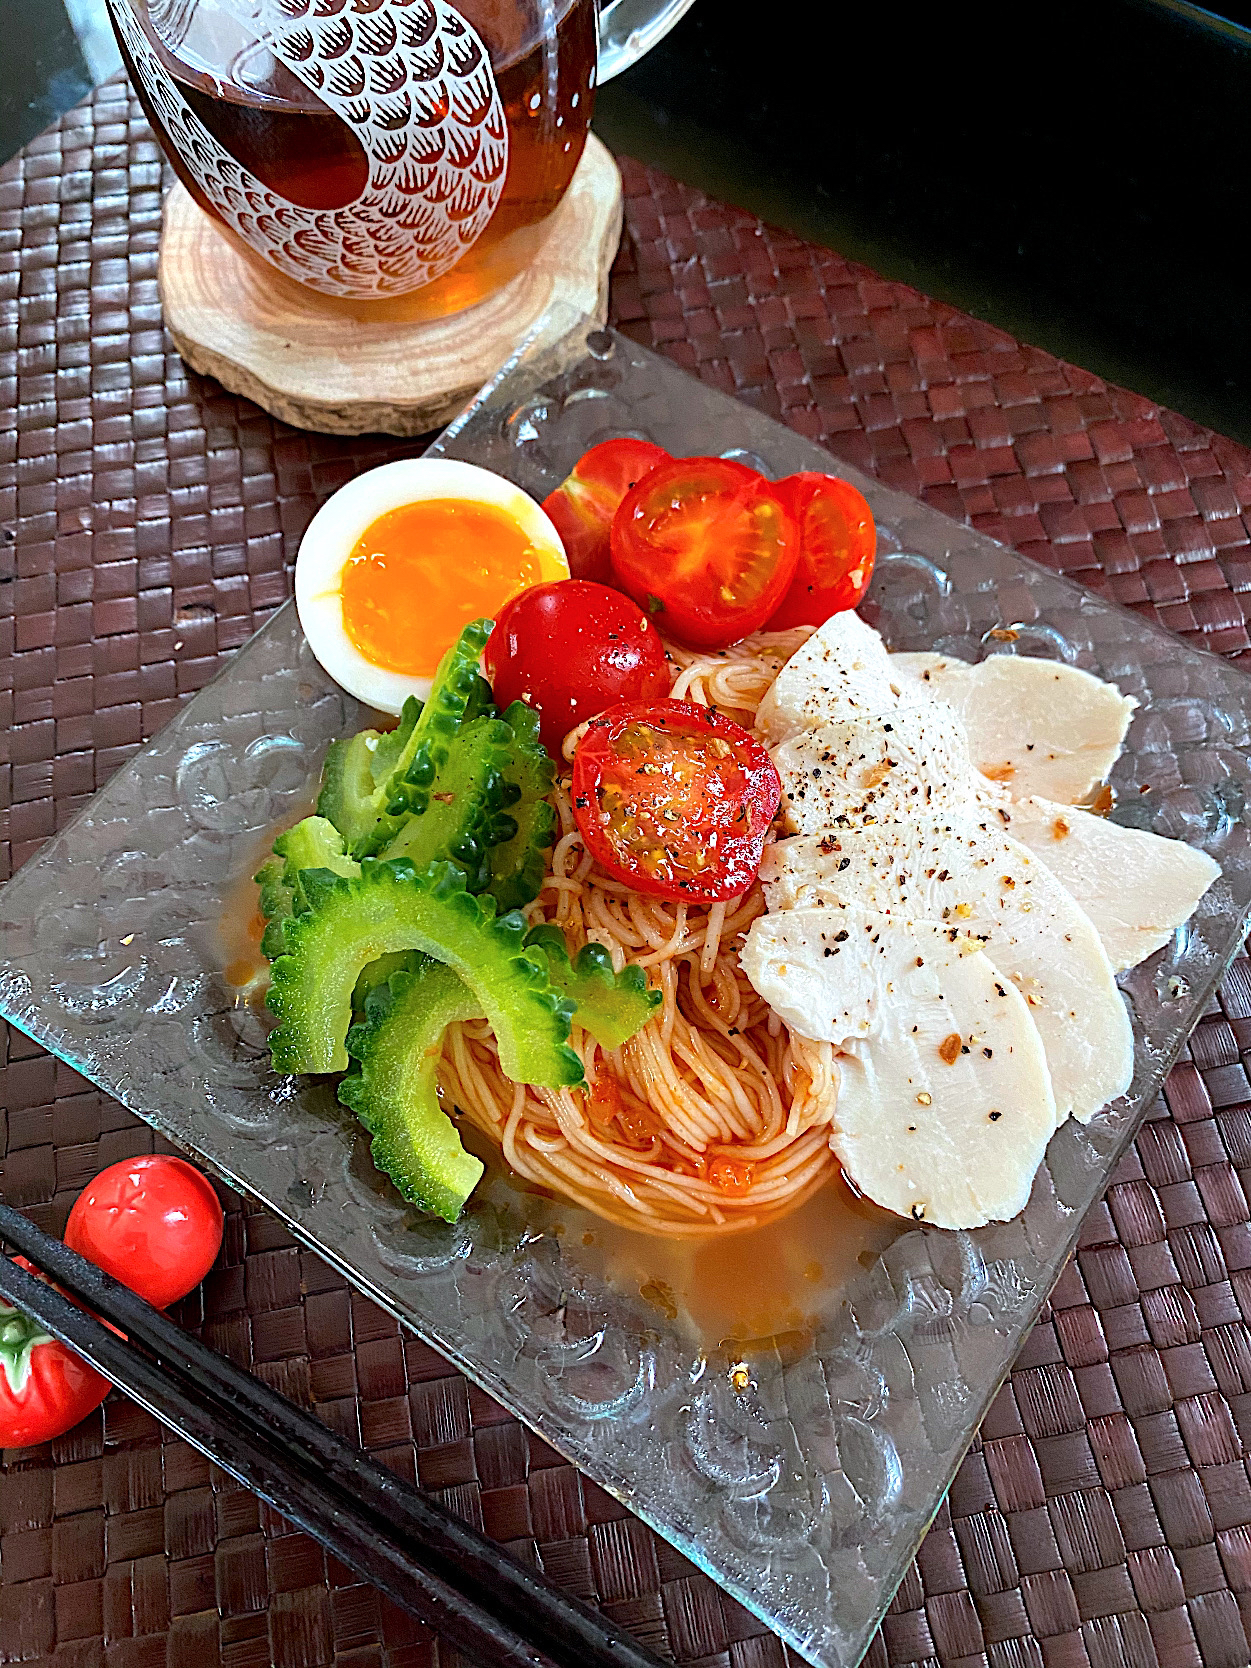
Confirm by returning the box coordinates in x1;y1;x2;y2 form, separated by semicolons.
295;459;569;713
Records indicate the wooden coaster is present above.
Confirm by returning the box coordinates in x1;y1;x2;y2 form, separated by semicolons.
158;134;624;438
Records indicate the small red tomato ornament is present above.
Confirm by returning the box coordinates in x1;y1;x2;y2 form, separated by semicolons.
64;1155;224;1311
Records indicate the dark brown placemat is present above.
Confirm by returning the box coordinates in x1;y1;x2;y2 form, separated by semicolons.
4;76;1251;1668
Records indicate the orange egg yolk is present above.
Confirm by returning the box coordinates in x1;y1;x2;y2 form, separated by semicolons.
340;499;562;677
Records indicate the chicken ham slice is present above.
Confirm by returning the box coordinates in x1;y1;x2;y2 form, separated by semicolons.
996;795;1222;972
891;651;1137;804
741;902;1057;1228
761;816;1134;1124
772;705;977;835
739;610;1220;1227
757;609;902;744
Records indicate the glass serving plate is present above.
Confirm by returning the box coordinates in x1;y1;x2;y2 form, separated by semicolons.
3;320;1250;1668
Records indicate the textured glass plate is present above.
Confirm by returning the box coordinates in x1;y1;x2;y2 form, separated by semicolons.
3;321;1251;1668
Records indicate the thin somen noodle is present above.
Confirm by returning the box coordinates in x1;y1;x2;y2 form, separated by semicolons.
438;626;843;1236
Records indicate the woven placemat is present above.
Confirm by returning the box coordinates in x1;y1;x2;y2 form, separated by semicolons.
4;78;1251;1668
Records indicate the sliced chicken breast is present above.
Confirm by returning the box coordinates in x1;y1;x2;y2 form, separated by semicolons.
740;901;1057;1227
891;652;1137;803
997;795;1222;972
762;816;1134;1124
772;704;976;835
891;651;949;682
756;609;901;744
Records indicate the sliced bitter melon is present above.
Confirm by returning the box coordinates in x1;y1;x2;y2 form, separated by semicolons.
461;673;497;725
352;949;427;1018
274;816;360;909
486;702;557;912
317;727;384;850
367;695;422;792
353;622;496;858
265;858;582;1086
524;924;661;1050
340;962;486;1222
255;816;360;959
315;624;490;857
255;856;296;959
381;715;517;889
316;692;424;850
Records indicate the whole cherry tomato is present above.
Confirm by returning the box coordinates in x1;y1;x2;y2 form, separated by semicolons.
765;473;877;629
541;438;670;584
572;699;781;901
64;1155;224;1311
485;580;671;753
0;1259;112;1448
609;457;798;649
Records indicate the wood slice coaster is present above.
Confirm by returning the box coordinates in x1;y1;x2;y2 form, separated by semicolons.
158;134;624;437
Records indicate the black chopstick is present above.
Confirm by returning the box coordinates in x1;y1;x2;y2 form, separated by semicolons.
0;1203;667;1668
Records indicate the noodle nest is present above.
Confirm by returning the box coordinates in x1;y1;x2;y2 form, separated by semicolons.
440;627;841;1237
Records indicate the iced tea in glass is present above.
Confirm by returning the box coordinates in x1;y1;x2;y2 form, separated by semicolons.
106;0;619;317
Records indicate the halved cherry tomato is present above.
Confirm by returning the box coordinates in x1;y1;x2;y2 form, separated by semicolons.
64;1155;224;1311
765;473;876;629
541;438;670;584
572;699;781;901
609;457;798;649
485;580;671;753
0;1259;112;1448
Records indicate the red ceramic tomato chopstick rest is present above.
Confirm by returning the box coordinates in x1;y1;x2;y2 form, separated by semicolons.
64;1154;225;1311
0;1260;114;1447
0;1155;224;1447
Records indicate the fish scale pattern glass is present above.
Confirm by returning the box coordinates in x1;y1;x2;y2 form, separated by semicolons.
1;322;1249;1668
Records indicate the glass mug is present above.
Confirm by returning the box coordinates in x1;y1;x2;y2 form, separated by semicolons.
105;0;692;318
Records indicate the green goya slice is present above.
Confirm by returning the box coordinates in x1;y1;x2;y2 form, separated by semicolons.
255;816;359;958
461;673;497;726
317;728;385;850
366;694;422;791
354;621;495;858
254;855;296;960
340;962;486;1223
265;857;582;1086
381;715;517;889
524;924;662;1051
486;701;557;912
315;621;491;857
256;816;360;958
352;949;428;1018
275;816;360;907
316;695;424;851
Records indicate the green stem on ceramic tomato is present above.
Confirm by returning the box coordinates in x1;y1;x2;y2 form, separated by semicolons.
0;1261;112;1448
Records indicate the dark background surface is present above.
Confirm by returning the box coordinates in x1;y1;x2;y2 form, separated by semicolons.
0;0;96;164
4;0;1251;445
593;0;1251;446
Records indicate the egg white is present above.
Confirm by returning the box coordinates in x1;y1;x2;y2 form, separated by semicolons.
295;458;569;714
